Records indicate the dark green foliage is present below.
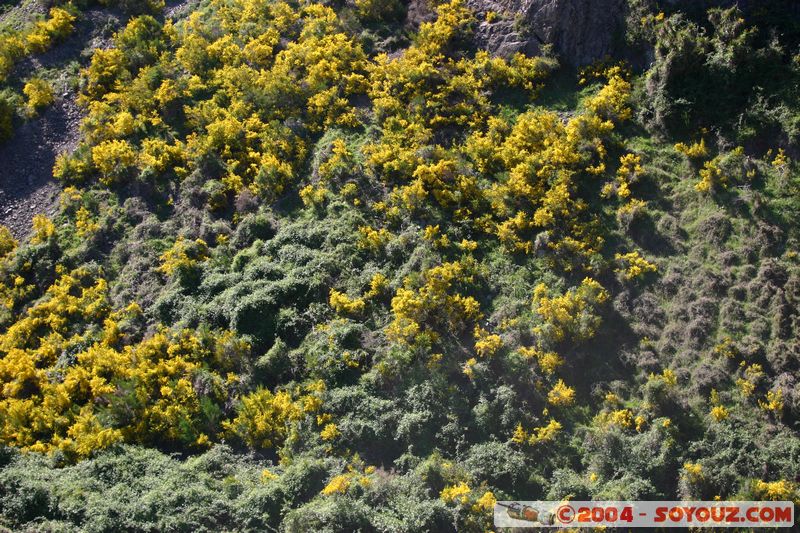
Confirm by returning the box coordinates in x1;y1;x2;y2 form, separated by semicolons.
115;15;166;71
230;287;280;342
643;7;796;142
109;0;165;16
584;424;680;498
0;1;798;531
325;386;403;464
255;336;292;384
462;441;531;494
0;445;251;532
233;213;276;248
0;96;11;143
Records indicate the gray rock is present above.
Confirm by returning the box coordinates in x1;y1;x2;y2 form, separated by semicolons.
465;0;626;65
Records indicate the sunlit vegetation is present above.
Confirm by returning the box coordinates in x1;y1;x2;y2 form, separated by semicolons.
0;0;798;530
0;265;256;459
0;7;75;82
22;77;54;115
0;4;79;137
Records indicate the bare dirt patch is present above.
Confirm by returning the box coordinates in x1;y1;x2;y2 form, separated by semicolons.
0;94;79;238
0;6;122;238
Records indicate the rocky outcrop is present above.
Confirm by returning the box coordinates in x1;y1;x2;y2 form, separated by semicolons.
466;0;627;65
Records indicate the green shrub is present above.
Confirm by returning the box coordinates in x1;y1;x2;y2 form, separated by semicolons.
0;96;13;142
644;7;786;135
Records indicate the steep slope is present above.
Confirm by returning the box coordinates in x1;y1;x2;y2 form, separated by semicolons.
0;1;797;531
0;2;140;237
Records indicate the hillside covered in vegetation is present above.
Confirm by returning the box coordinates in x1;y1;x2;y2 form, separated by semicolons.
0;0;798;530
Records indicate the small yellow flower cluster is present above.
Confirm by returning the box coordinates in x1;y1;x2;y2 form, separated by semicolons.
615;250;657;280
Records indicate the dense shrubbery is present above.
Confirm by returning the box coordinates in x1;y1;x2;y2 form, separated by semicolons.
639;4;800;144
0;7;75;83
0;96;12;142
0;0;172;143
0;4;78;139
0;0;798;530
